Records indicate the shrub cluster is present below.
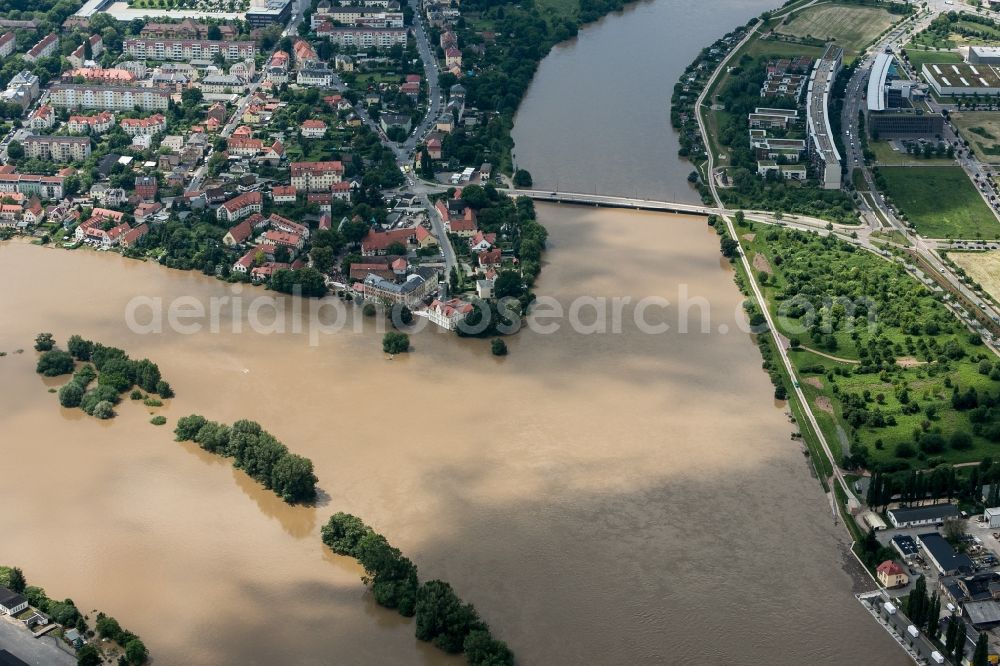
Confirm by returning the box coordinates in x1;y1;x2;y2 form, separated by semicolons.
174;416;318;503
321;513;513;665
40;335;173;420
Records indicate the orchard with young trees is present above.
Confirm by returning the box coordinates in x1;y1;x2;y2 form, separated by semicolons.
739;228;1000;469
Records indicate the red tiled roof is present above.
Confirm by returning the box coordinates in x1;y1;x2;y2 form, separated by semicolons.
221;191;262;213
290;161;343;176
361;228;412;252
123;223;148;245
226;219;254;244
877;560;905;576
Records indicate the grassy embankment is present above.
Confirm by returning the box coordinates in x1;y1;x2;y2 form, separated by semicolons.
737;224;1000;469
878;166;999;239
773;2;899;61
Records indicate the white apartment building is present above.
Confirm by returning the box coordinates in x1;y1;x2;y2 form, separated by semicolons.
24;136;91;162
49;85;171;111
290;161;344;191
124;39;256;62
316;27;407;48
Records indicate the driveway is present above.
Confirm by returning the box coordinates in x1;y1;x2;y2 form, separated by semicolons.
0;616;75;666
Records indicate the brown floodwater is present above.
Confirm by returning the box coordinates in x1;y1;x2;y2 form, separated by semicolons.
0;0;905;663
0;204;902;664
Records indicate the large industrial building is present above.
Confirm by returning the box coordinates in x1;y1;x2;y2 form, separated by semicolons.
922;61;1000;96
968;46;1000;65
245;0;292;27
865;53;942;138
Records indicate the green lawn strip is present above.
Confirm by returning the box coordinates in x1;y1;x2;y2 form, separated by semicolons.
901;48;962;71
878;166;999;239
869;140;952;166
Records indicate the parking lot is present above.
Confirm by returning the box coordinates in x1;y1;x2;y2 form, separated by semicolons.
0;615;74;666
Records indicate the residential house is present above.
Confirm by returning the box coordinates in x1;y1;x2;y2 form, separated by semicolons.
257;141;284;166
876;561;909;589
0;587;28;615
360;227;415;255
68;34;104;68
227;137;264;158
290;161;344;191
133;202;161;224
27;105;55;131
135;176;157;201
468;231;495;252
216;191;263;223
121;222;149;248
301;119;327;139
477;248;502;268
266;50;290;84
316;26;407;47
0;172;64;199
0;32;14;59
24;136;91;162
331;181;352;201
269;213;309;239
68;111;115;134
425;137;442;159
1;71;40;109
415;225;437;248
206;102;228;124
24;33;58;62
223;213;265;246
63;67;136;85
379;113;411;134
271;185;297;203
123;38;256;62
427;297;473;331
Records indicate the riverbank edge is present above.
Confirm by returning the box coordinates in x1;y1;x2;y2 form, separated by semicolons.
685;0;889;600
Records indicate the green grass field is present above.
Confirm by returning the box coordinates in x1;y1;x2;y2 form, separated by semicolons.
879;166;999;239
869;140;953;166
952;112;1000;165
775;3;899;56
902;48;962;71
534;0;577;20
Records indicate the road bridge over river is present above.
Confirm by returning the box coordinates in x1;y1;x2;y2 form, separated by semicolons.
504;189;723;216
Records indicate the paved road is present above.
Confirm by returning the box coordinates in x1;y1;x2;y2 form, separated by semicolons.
0;616;75;666
185;0;308;195
696;18;857;512
401;0;442;157
838;3;1000;345
354;4;456;272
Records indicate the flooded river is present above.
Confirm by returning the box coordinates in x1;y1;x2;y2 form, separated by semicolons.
0;0;905;664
